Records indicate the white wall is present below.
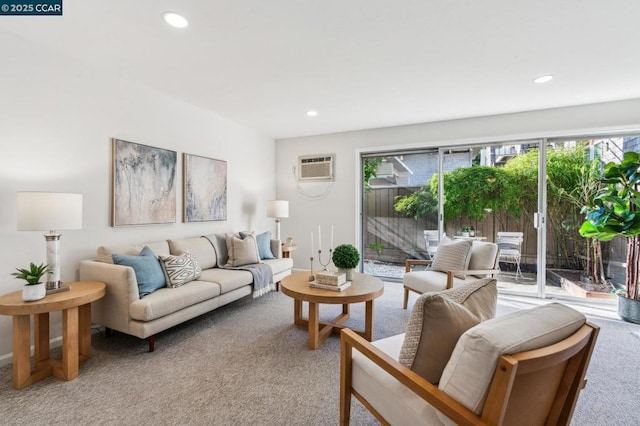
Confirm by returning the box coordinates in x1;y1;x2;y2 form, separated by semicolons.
276;99;640;273
0;31;276;362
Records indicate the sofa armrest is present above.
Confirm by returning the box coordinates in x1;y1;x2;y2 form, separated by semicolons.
340;328;479;426
79;260;140;333
405;258;433;273
271;239;283;259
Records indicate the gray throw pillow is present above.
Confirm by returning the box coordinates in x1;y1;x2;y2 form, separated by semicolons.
225;232;261;267
398;278;497;384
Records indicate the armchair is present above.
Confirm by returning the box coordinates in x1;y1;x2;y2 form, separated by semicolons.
340;302;599;425
403;239;499;309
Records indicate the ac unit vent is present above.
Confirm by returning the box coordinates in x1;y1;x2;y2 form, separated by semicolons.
298;154;335;181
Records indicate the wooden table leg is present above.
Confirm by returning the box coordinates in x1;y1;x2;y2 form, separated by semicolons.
293;299;305;326
12;315;31;389
60;306;79;381
78;303;92;359
308;301;320;349
34;312;50;366
364;300;374;341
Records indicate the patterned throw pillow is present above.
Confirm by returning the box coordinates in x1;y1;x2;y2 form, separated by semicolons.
432;237;473;279
398;278;497;384
159;253;202;288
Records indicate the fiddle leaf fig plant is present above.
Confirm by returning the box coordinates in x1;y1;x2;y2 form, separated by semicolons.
332;244;360;269
579;151;640;300
11;262;50;285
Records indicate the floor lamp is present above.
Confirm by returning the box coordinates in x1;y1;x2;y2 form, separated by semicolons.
17;192;83;293
266;200;289;241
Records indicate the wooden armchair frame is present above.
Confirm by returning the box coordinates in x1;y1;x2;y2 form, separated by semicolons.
403;259;499;309
340;322;599;426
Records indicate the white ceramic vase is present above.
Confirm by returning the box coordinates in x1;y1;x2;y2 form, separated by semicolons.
339;268;355;281
22;283;46;302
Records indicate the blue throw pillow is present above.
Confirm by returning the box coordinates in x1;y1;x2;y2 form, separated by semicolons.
239;231;275;260
112;246;166;298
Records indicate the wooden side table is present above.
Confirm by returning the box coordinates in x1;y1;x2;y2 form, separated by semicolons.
0;281;105;389
282;244;297;259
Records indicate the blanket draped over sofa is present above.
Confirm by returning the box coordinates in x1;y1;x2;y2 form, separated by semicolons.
223;263;274;297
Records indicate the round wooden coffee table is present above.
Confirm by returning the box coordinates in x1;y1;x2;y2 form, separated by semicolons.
0;281;105;389
280;271;384;349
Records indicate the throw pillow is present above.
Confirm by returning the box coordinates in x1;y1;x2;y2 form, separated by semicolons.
112;245;166;298
158;253;202;288
240;230;275;260
205;233;228;267
398;278;497;384
432;237;473;279
225;232;261;267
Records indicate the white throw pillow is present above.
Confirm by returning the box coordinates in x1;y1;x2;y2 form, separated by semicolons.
431;237;473;279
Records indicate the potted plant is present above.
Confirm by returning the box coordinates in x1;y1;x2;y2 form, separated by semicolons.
579;151;640;323
11;262;50;301
332;244;360;281
461;226;471;238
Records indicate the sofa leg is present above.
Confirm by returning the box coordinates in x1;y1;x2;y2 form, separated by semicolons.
275;281;280;291
147;335;155;352
105;327;112;337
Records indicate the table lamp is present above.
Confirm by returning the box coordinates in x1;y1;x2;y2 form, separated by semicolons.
266;200;289;241
17;192;83;293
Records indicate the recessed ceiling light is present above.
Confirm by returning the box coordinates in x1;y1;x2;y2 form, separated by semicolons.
533;75;554;84
306;110;318;117
162;12;189;28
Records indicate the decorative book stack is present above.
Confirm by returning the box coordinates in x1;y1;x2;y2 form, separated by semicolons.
310;271;351;291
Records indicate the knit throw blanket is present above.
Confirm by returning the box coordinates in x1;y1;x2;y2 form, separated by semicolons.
223;263;275;298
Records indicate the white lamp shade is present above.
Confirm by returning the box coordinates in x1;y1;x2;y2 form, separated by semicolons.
17;192;83;231
266;200;289;219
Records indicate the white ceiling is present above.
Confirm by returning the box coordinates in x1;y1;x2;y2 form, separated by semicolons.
2;0;640;139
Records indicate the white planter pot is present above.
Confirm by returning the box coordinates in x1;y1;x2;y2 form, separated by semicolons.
22;283;46;302
338;268;355;281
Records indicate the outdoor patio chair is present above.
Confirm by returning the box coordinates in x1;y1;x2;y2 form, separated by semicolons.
340;300;599;426
423;230;440;260
403;237;499;309
496;231;524;280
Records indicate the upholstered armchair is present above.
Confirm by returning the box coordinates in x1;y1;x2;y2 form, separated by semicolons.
340;280;599;425
403;237;499;309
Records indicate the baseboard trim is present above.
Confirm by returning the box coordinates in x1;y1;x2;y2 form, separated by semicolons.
0;336;63;368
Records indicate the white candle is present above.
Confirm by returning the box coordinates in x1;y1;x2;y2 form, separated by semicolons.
331;225;334;249
318;225;322;251
310;232;314;257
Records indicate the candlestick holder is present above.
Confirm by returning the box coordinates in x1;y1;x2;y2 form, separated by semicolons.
308;257;315;282
318;248;333;271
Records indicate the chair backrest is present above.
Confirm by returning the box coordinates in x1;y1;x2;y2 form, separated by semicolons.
496;231;523;256
423;230;440;255
438;303;599;426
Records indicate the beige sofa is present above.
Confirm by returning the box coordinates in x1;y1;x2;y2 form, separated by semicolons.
79;236;293;351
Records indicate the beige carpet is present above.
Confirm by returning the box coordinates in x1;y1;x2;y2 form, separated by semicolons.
0;282;638;425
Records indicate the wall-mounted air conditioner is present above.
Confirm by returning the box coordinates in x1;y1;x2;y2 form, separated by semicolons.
298;154;335;181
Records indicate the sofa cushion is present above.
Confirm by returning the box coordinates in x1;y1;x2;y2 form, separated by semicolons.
225;232;261;267
399;278;497;384
159;253;202;288
168;237;217;270
199;267;253;294
261;258;293;276
438;303;586;417
129;280;221;321
112;246;166;298
468;242;498;278
240;230;275;260
432;237;472;279
97;240;170;264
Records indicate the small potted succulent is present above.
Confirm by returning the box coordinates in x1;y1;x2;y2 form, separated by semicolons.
11;262;50;301
332;244;360;281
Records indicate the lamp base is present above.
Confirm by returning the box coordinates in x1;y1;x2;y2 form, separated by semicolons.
46;282;70;294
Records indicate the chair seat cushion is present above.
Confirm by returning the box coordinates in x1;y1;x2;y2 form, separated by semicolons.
438;303;586;416
399;278;497;383
403;270;470;293
352;334;444;426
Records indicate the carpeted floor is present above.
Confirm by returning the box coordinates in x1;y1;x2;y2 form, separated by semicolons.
0;282;638;425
